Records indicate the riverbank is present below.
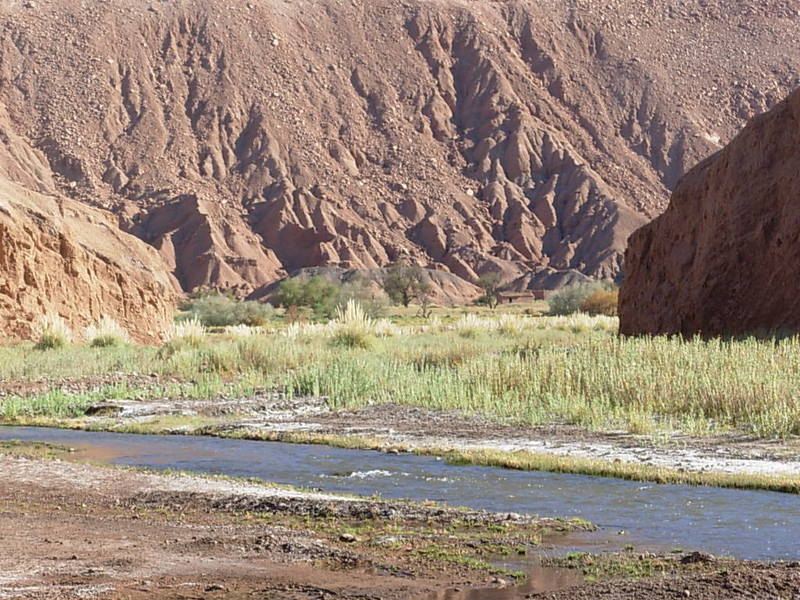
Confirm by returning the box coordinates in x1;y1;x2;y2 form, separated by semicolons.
3;315;800;493
0;447;797;600
0;445;582;599
9;391;800;493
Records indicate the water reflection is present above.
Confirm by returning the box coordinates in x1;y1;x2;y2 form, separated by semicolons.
416;566;583;599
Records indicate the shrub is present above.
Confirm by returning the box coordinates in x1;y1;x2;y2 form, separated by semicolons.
284;304;313;324
236;300;274;326
276;276;340;320
330;300;376;348
331;329;374;349
179;293;273;327
579;289;619;316
33;313;72;350
165;317;207;348
84;316;130;347
548;283;602;316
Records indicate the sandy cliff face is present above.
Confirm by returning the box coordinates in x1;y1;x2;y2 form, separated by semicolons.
0;98;178;343
620;88;800;336
0;0;796;304
0;180;177;343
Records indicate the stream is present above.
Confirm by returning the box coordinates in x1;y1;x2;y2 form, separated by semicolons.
1;426;798;562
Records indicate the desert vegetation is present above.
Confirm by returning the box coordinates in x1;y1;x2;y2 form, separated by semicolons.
547;282;619;316
83;316;130;348
178;292;275;326
4;302;800;440
275;275;389;320
32;313;73;350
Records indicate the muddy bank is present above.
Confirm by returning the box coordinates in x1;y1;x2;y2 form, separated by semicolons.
0;449;586;600
1;449;797;600
82;395;800;478
538;562;800;600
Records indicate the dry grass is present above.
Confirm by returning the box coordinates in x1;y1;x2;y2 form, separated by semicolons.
33;313;73;350
84;316;130;347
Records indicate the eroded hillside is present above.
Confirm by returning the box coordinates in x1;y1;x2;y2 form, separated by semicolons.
1;0;799;311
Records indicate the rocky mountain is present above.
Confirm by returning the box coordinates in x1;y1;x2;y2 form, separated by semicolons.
620;88;800;336
1;0;799;338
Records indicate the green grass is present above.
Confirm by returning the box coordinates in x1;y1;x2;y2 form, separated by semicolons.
442;447;800;494
545;551;726;583
2;312;800;440
0;376;264;422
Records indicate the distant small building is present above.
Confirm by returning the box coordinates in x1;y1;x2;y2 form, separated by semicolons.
497;290;548;304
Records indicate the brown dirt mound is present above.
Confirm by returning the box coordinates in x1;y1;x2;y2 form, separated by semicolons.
0;0;798;309
620;88;800;336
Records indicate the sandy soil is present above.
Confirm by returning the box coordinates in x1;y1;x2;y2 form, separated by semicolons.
87;395;800;477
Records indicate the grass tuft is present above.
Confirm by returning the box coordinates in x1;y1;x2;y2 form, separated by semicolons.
163;317;207;351
84;316;130;347
33;313;72;350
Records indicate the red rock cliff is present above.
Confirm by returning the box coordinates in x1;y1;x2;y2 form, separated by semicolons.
620;88;800;336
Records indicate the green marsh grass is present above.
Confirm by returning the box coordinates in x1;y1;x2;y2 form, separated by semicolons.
2;316;800;439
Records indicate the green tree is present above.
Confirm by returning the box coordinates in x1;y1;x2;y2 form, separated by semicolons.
381;263;432;307
275;276;340;320
477;272;503;310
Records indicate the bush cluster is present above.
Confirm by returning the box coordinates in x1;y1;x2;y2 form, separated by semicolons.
276;275;387;321
275;276;340;319
579;289;619;316
179;293;274;327
548;282;618;316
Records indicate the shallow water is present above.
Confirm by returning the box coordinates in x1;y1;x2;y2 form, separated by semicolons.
415;565;584;599
1;426;798;561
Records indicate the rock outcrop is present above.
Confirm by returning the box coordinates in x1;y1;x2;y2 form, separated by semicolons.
620;88;800;336
0;0;796;304
0;178;177;343
0;94;177;343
